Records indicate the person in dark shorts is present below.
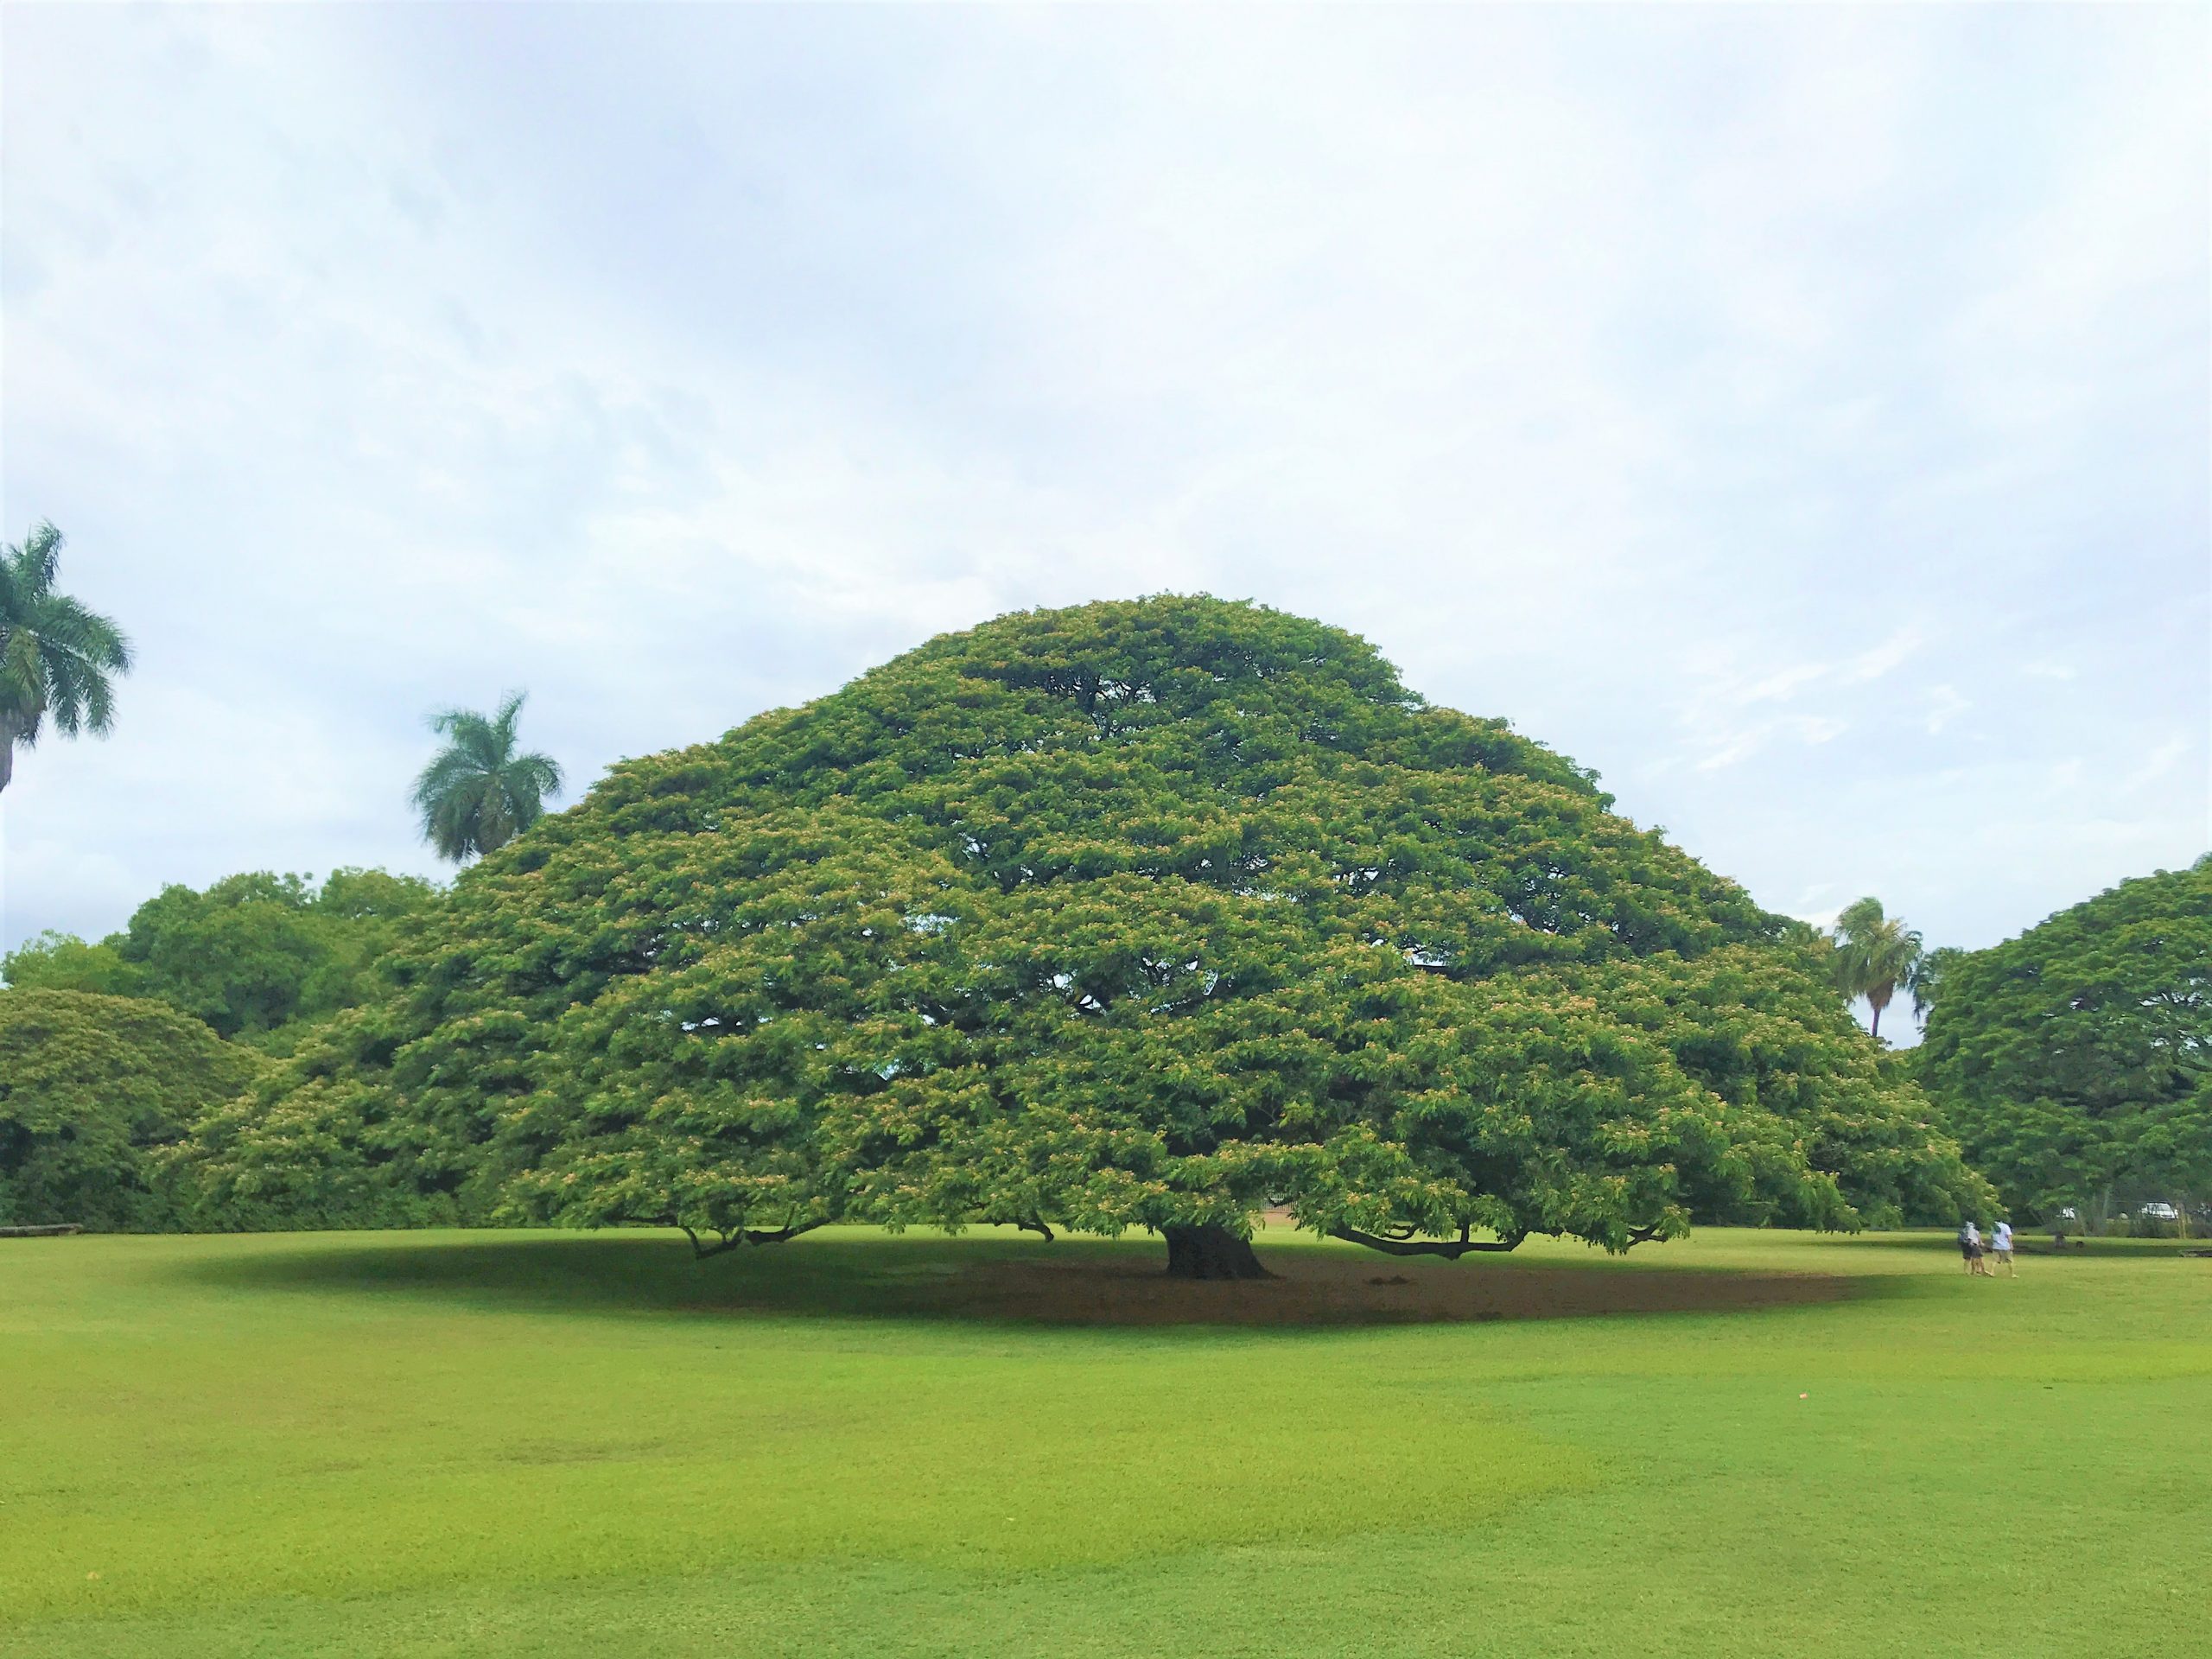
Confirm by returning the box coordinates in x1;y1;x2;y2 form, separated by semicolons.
1957;1220;1986;1274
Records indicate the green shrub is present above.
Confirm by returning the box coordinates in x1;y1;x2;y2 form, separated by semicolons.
0;989;263;1230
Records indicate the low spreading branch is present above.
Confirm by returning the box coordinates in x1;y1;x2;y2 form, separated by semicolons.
1329;1223;1521;1259
642;1217;830;1260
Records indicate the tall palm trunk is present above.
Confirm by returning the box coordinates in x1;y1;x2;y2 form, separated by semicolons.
1867;983;1891;1040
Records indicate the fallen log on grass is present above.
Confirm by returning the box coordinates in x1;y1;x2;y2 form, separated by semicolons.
0;1224;83;1237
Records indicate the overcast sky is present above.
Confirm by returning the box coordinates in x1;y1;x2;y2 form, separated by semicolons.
4;5;2206;1016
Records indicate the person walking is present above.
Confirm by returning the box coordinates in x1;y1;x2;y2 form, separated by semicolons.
1990;1219;2015;1277
1958;1219;1984;1274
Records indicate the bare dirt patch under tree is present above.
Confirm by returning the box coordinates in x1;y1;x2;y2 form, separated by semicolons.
832;1243;1855;1326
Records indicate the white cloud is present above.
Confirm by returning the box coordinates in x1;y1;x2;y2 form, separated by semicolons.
1790;902;1846;933
1739;663;1833;705
1923;685;1971;734
1840;626;1924;684
2123;734;2191;792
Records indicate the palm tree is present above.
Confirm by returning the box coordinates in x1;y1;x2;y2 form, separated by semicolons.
1905;944;1961;1026
1828;895;1925;1042
0;522;133;795
410;692;564;862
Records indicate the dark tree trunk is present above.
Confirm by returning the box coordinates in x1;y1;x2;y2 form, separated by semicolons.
1161;1224;1272;1280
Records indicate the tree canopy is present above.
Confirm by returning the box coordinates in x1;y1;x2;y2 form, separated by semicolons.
3;868;441;1051
0;520;134;794
187;597;1990;1267
1917;857;2211;1220
0;989;263;1230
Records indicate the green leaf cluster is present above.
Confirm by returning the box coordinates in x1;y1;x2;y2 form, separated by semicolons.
0;989;263;1230
3;868;441;1052
1917;857;2212;1219
188;597;1991;1249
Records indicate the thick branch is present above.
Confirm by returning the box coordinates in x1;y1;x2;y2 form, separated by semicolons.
732;1219;828;1249
645;1217;829;1259
1329;1224;1520;1258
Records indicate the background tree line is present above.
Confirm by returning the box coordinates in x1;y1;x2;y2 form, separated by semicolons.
2;516;569;1230
3;868;441;1052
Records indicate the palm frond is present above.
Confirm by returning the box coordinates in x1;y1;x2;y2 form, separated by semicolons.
490;691;528;747
32;592;134;673
427;706;496;747
10;521;63;591
511;750;563;802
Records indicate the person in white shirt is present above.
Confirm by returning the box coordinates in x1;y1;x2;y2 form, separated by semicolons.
1959;1220;1985;1274
1990;1220;2015;1276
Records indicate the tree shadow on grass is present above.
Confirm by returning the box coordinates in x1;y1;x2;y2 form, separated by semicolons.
1839;1230;2209;1260
173;1226;1860;1330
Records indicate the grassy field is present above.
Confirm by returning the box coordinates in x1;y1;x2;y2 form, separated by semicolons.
3;1225;2206;1658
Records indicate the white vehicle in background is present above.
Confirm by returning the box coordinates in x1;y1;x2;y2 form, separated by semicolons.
2139;1202;2180;1222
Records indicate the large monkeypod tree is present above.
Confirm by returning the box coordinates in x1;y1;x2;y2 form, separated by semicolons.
186;598;1990;1272
1917;858;2211;1222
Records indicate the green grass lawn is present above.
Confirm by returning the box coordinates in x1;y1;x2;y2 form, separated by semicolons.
3;1225;2206;1657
